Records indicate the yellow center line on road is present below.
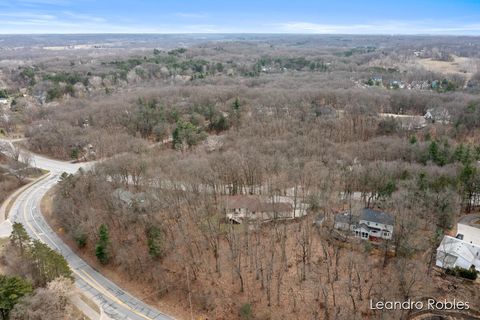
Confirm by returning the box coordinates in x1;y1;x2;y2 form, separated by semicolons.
19;177;154;320
22;182;45;242
76;269;153;320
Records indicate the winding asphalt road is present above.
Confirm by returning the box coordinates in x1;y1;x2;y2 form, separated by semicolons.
0;142;175;320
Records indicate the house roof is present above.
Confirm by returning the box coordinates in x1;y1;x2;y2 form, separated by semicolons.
224;195;260;211
438;236;480;271
112;188;149;207
224;195;292;213
258;202;292;213
424;107;451;120
358;223;371;230
359;208;394;226
112;188;134;204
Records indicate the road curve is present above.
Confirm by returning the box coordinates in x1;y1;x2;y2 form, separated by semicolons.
2;146;175;320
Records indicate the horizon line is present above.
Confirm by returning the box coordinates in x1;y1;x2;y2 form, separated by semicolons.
1;32;479;37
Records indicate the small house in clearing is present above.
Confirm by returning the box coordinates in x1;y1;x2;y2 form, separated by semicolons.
424;107;451;124
379;113;426;130
334;208;394;240
224;195;295;223
112;188;149;209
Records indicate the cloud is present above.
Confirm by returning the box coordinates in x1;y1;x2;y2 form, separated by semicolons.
0;11;225;34
0;6;228;34
176;12;209;19
62;11;106;23
1;6;479;35
0;5;136;34
0;12;56;20
14;0;72;5
0;10;141;33
274;20;480;35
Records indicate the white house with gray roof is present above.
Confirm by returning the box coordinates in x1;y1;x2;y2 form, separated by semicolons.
334;208;394;240
436;236;480;272
436;214;480;272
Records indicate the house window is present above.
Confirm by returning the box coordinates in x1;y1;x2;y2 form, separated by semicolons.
361;232;368;239
383;232;389;237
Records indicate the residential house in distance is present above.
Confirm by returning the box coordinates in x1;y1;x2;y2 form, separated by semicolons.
424;107;451;124
334;208;394;240
413;49;425;57
388;80;406;89
409;80;431;90
224;195;301;223
379;113;427;130
431;80;440;90
112;188;149;210
436;214;480;272
368;76;383;86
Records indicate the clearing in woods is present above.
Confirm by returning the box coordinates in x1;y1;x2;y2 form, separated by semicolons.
416;55;478;79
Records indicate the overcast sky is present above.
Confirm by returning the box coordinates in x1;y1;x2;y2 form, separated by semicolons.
1;0;480;35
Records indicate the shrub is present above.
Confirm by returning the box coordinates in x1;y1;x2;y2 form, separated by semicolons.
239;303;253;320
0;89;8;98
74;232;87;248
147;226;164;259
455;267;478;280
95;224;110;264
363;241;373;253
445;266;478;280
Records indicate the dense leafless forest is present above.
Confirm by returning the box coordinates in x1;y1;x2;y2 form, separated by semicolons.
2;34;480;319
